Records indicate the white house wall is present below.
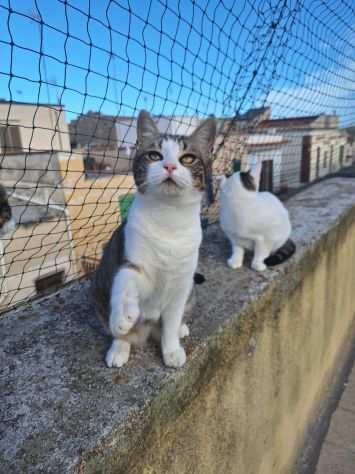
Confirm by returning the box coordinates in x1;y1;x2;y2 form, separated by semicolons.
261;127;347;189
308;131;348;181
245;148;282;192
0;103;71;153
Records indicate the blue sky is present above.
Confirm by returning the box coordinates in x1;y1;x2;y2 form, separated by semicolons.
0;0;354;125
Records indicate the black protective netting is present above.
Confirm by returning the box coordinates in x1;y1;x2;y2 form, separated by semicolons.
0;0;354;310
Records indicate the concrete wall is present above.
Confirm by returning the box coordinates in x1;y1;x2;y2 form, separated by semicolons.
0;216;75;309
0;151;66;205
0;102;71;152
2;179;355;473
114;181;355;474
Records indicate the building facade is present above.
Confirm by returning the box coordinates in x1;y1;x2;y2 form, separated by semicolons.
241;134;288;193
0;101;71;154
57;151;135;274
258;114;348;190
0;196;75;310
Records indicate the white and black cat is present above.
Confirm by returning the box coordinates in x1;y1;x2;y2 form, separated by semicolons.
219;163;295;272
94;110;216;368
0;184;15;237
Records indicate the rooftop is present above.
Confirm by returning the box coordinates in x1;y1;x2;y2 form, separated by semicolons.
246;133;288;148
258;114;322;128
0;100;64;109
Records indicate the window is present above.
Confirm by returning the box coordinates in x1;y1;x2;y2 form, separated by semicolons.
35;270;65;295
0;125;22;154
323;151;328;168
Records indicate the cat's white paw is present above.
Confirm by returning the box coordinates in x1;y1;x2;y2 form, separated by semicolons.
179;323;190;339
105;341;130;368
251;261;267;272
227;257;242;269
110;296;140;336
163;346;187;368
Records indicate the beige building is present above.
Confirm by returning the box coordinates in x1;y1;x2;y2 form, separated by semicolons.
344;128;355;164
213;108;272;175
213;111;350;192
258;114;349;189
0;100;71;154
0;150;134;312
0;196;75;310
0;102;135;310
1;148;135;280
57;151;134;274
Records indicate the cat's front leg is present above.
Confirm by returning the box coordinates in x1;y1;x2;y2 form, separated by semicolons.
252;237;271;272
161;283;192;368
109;268;141;337
228;242;245;269
106;268;141;368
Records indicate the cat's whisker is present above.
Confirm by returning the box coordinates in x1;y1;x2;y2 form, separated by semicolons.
174;177;191;186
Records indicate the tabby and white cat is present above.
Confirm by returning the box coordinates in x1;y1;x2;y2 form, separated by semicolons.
219;163;295;272
0;184;15;237
94;111;216;368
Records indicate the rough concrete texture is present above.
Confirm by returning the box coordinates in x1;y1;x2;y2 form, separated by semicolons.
315;364;355;474
2;178;355;473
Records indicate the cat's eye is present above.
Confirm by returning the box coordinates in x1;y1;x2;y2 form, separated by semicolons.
147;151;163;162
180;154;197;166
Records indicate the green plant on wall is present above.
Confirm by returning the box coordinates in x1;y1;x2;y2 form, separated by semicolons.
119;193;135;222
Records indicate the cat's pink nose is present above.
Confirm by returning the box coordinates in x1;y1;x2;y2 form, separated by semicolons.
164;163;177;174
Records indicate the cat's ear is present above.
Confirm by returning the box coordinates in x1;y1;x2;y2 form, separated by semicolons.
249;162;262;188
187;117;216;153
136;110;160;148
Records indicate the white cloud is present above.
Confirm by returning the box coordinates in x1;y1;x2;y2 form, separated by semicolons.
264;58;355;126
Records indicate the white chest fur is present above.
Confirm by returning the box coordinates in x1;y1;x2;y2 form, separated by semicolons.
125;192;202;271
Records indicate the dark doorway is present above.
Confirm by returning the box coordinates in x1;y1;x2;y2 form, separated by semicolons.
301;135;311;183
316;147;320;178
259;160;273;192
339;145;344;167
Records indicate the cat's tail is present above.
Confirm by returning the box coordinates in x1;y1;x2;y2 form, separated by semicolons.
264;239;296;266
